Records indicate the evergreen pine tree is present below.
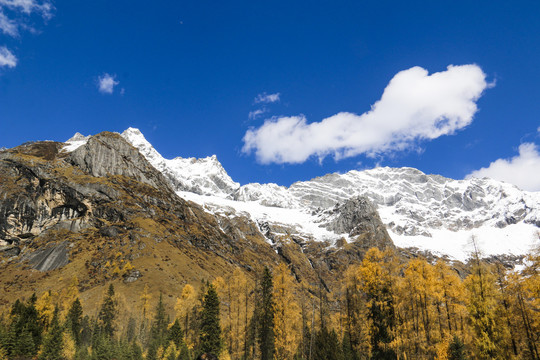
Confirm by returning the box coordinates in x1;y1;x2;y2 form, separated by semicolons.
448;335;467;360
98;284;117;339
313;327;343;360
342;331;357;360
126;317;137;343
151;293;169;347
15;326;35;358
199;284;221;357
39;307;64;360
168;319;184;349
91;333;114;360
80;315;93;346
74;345;90;360
146;340;159;360
25;293;43;353
257;267;275;360
66;298;84;346
130;341;144;360
178;341;191;360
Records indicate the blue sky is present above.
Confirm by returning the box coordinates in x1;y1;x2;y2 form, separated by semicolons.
1;1;540;190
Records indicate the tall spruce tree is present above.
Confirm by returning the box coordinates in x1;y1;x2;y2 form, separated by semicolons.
98;284;117;339
199;284;221;357
150;293;169;347
257;266;275;360
6;295;42;358
66;298;84;346
39;307;64;360
448;335;467;360
313;327;344;360
168;319;183;348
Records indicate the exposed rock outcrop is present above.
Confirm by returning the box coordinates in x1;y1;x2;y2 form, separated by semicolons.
319;196;393;249
22;241;70;271
68;132;171;191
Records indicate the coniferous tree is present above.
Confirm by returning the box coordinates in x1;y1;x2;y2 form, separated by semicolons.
126;317;137;343
39;307;64;360
74;345;90;360
91;333;114;360
15;326;35;358
168;319;183;349
98;284;117;339
24;293;43;353
465;239;504;359
313;327;343;360
257;267;275;360
273;263;301;360
448;335;467;360
5;295;42;358
130;341;144;360
150;293;169;347
66;298;84;346
359;248;397;360
80;315;93;347
199;284;221;357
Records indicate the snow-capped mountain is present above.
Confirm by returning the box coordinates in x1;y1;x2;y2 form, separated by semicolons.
64;129;540;261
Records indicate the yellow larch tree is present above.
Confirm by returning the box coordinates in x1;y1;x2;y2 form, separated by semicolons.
342;264;370;356
226;268;252;360
357;247;399;360
464;244;506;360
36;290;57;330
62;331;77;360
139;283;152;345
59;276;80;319
272;263;301;360
175;283;197;349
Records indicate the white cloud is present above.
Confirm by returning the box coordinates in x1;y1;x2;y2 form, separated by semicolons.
243;65;488;164
0;0;53;69
248;108;268;120
255;92;280;104
98;73;119;94
0;46;17;67
0;0;52;18
0;12;17;36
466;142;540;191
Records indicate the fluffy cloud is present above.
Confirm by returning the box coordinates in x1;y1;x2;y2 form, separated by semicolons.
0;46;16;67
98;73;119;94
255;92;280;104
466;142;540;191
243;65;488;164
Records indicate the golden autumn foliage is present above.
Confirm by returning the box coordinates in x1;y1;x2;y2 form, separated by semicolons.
273;263;301;360
0;245;538;360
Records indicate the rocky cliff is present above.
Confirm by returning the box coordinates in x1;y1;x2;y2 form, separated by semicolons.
0;131;393;312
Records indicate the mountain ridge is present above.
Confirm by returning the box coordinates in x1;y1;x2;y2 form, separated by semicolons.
83;128;540;261
62;128;540;261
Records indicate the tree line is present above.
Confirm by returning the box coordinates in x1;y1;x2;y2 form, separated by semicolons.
0;244;538;360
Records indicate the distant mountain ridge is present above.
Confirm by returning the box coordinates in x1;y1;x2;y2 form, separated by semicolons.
64;128;540;261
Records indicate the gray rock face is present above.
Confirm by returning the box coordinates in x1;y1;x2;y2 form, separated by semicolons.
0;144;95;241
123;269;142;283
68;132;170;191
1;245;21;257
22;241;70;271
319;196;394;249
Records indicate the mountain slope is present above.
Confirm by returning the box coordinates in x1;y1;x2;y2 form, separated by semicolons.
111;129;540;261
0;131;392;313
